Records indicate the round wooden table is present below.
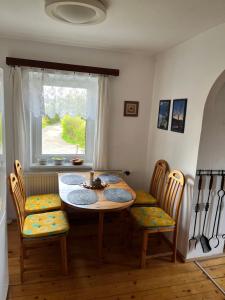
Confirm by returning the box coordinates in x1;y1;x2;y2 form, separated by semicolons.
58;172;136;262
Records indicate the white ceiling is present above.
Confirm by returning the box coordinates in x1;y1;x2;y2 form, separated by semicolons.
1;0;225;55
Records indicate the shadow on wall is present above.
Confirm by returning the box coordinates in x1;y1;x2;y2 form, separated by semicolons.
178;174;194;258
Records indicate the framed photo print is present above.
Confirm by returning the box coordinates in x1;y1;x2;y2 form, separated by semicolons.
157;100;171;130
171;99;187;133
124;101;139;117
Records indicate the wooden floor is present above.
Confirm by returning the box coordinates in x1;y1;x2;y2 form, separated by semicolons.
7;215;225;300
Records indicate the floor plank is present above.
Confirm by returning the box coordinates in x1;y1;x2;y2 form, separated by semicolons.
7;219;225;300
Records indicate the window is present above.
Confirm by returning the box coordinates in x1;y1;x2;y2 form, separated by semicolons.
27;70;98;165
42;86;87;155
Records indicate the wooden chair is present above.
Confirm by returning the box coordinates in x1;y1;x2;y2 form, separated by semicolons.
130;169;185;268
9;173;70;282
14;160;62;214
134;159;169;206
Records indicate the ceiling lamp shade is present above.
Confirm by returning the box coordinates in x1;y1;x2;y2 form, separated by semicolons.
45;0;106;25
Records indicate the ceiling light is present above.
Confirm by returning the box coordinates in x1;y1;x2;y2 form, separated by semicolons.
45;0;106;25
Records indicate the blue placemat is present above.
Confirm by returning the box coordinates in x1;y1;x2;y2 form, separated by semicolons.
67;189;98;205
61;174;85;185
99;174;122;184
104;188;132;202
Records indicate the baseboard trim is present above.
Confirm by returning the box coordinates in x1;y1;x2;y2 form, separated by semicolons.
185;252;225;262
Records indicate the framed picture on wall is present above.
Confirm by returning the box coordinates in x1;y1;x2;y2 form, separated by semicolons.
124;101;139;117
157;100;171;130
171;99;187;133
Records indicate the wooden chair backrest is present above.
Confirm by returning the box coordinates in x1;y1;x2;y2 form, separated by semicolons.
14;160;26;202
149;160;169;200
9;173;25;234
161;170;185;222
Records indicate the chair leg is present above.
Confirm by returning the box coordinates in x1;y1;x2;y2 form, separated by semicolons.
157;232;162;245
23;247;28;259
61;201;65;211
128;217;135;249
20;241;24;283
60;236;68;275
140;230;148;268
172;229;178;263
119;210;130;246
118;211;124;244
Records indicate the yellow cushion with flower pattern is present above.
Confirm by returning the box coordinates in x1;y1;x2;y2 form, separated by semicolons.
130;206;175;228
25;194;61;213
23;210;69;238
134;190;157;205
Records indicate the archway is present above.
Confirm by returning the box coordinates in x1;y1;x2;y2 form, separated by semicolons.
187;70;225;259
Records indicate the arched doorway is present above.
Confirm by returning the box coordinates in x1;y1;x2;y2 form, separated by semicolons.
187;70;225;259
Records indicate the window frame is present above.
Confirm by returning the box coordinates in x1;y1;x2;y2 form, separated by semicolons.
31;115;88;162
30;81;97;166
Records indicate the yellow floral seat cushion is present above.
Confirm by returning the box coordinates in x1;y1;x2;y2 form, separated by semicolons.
134;190;157;205
23;211;69;238
130;207;175;228
25;194;61;213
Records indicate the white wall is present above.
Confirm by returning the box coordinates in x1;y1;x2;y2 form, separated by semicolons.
0;38;154;218
147;22;225;258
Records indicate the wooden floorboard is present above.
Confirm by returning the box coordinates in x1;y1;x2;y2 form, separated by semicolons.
7;219;225;300
198;255;225;297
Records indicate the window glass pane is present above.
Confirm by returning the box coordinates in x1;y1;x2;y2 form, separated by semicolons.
42;86;87;155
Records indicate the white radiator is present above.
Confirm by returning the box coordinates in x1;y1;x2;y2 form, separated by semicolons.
24;170;125;197
24;172;59;196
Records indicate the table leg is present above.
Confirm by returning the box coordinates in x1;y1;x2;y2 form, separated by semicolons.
98;211;104;263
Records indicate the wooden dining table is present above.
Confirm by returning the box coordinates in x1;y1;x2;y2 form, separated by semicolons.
58;171;136;262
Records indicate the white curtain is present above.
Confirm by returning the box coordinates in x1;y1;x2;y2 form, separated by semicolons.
27;69;98;120
0;69;4;156
93;76;109;170
10;67;109;169
10;67;29;170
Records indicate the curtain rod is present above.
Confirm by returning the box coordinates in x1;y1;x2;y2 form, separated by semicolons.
6;57;120;77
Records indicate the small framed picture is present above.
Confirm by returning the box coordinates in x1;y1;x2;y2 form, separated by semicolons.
171;99;187;133
124;101;139;117
157;100;171;130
